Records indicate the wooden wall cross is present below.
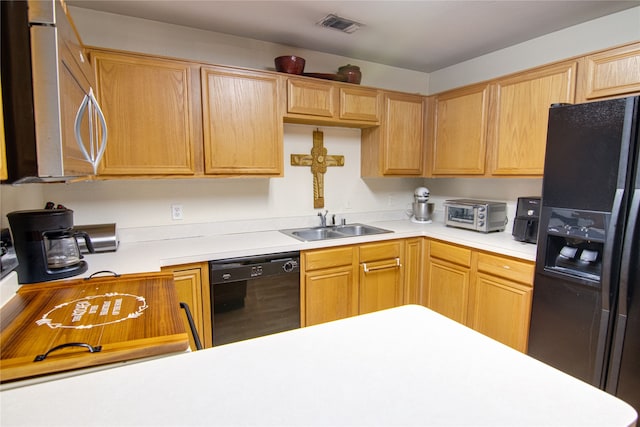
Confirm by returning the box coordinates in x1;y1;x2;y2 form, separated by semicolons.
291;130;344;208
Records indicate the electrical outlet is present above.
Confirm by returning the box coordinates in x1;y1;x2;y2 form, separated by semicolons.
171;204;184;220
388;194;395;206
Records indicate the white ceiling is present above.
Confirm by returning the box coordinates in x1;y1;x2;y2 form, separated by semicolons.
67;0;639;73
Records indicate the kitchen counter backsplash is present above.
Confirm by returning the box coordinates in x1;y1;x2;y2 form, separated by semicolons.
116;200;519;243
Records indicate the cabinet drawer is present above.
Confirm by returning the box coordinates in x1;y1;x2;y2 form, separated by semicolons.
429;241;472;267
359;240;402;263
477;253;534;285
304;246;355;271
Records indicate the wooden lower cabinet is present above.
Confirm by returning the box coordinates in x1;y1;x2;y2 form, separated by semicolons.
470;253;534;352
302;239;413;326
358;240;403;314
301;246;358;327
423;240;534;352
424;240;472;324
162;263;213;349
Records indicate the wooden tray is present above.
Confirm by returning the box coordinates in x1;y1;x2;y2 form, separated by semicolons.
0;272;189;383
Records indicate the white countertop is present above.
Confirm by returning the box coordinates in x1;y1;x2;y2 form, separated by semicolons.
0;305;635;427
80;219;537;277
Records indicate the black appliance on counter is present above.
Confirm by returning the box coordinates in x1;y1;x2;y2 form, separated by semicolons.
512;197;541;243
528;96;640;413
209;251;300;346
7;209;94;284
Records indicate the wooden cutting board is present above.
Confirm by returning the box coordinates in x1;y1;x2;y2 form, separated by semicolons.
0;272;189;383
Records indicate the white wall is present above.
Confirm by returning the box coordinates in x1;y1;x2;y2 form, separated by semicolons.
67;7;429;94
429;6;640;93
1;125;425;230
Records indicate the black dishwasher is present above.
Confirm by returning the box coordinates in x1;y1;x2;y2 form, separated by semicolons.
209;251;300;346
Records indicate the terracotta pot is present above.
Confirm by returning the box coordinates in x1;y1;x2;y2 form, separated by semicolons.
337;64;362;84
275;56;306;74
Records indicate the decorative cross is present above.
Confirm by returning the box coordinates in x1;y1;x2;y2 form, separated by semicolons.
291;129;344;208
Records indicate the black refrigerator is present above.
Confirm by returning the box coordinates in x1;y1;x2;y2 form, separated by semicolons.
528;95;640;412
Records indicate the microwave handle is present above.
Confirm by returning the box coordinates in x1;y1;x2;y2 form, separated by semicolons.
75;87;108;174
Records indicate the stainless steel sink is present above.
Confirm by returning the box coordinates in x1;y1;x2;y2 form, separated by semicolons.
280;223;393;242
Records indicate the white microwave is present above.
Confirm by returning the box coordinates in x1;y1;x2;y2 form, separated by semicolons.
443;199;507;233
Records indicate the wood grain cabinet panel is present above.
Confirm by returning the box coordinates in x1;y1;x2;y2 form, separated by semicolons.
162;263;212;349
201;67;283;175
424;241;472;324
358;241;403;314
579;42;640;101
361;91;425;176
471;253;534;352
302;246;358;327
403;237;424;305
339;86;381;122
92;51;198;175
286;78;335;118
430;83;490;175
471;273;532;353
489;60;577;175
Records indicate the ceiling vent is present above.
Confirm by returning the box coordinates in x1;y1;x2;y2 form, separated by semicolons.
317;13;363;34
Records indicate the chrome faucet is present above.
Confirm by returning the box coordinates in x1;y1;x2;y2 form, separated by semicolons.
318;210;328;227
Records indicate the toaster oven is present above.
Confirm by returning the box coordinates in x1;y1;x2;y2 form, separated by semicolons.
444;199;507;233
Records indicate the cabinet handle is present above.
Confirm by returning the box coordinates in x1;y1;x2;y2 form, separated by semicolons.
363;258;401;273
34;342;102;362
75;87;108;174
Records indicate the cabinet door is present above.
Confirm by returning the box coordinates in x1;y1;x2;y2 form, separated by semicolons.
162;263;212;349
489;61;577;175
304;266;358;326
359;258;403;314
286;78;335;118
362;91;425;176
201;67;283;175
579;42;640;101
471;273;532;352
381;92;425;175
92;51;197;175
425;258;470;324
424;241;472;324
431;83;489;175
339;86;380;122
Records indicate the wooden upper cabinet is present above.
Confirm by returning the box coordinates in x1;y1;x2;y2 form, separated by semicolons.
578;41;640;102
286;78;335;118
339;86;380;122
361;91;425;176
430;83;490;176
284;78;380;126
201;67;283;176
92;51;198;175
489;60;577;176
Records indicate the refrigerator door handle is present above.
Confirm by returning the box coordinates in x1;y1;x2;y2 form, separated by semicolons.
592;190;625;387
605;188;640;395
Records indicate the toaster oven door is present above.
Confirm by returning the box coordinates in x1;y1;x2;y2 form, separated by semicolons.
445;204;477;230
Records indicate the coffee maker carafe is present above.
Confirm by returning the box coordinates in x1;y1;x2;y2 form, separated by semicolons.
410;187;434;223
7;209;94;284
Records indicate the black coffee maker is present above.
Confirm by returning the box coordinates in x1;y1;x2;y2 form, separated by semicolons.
7;209;94;284
512;197;541;244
